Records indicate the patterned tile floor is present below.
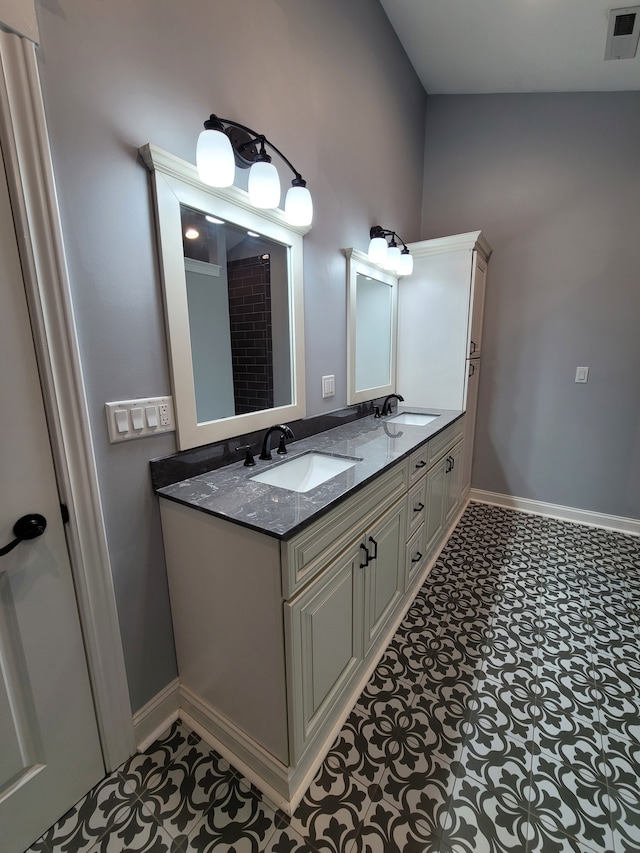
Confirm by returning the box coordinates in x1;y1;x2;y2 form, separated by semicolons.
28;503;640;853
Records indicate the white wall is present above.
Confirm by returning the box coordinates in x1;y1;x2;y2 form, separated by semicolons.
34;0;426;711
422;93;640;520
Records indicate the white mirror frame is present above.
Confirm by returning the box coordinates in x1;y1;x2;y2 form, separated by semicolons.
140;144;308;450
345;248;398;405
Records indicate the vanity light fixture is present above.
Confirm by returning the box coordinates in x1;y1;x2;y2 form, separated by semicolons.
367;226;414;276
196;114;313;227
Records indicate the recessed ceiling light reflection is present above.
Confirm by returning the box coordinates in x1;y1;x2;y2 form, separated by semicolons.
247;230;259;237
184;228;199;240
205;215;224;224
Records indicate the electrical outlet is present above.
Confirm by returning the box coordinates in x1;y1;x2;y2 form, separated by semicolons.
105;396;175;442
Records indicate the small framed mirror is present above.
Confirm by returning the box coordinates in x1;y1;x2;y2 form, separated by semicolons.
345;248;398;405
141;144;308;450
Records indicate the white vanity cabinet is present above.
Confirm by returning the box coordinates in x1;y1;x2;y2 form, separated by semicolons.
406;417;464;581
285;490;406;764
397;231;491;501
158;416;465;814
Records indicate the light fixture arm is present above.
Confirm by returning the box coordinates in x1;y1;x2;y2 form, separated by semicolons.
369;225;409;252
204;115;305;182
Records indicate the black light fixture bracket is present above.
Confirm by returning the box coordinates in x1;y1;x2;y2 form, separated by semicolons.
369;225;410;252
204;115;306;184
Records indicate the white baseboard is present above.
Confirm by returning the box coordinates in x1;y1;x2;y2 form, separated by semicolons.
469;489;640;537
133;678;180;752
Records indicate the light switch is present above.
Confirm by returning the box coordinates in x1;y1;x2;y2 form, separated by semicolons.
115;409;129;434
575;366;589;383
322;375;335;398
130;407;144;430
145;405;158;428
105;396;174;443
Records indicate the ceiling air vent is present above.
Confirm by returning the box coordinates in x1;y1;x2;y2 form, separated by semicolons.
605;6;640;59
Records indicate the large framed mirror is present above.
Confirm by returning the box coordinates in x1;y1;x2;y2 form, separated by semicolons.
345;248;398;405
140;144;308;449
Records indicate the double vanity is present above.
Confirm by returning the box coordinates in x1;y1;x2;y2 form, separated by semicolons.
141;142;490;813
157;407;466;813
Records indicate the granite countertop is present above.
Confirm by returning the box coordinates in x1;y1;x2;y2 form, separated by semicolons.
156;407;463;540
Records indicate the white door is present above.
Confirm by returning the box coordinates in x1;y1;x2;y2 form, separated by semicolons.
0;143;104;852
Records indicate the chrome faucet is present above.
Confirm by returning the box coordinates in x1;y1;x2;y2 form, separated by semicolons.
259;424;294;460
381;393;404;416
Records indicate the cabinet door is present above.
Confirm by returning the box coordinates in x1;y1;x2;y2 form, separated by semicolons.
285;543;363;761
468;251;487;359
445;439;464;526
363;498;407;654
461;361;480;496
406;523;427;588
424;455;447;556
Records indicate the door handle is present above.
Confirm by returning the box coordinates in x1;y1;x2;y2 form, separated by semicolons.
359;542;370;568
470;340;477;356
411;551;423;564
413;502;425;513
0;514;47;558
468;361;476;377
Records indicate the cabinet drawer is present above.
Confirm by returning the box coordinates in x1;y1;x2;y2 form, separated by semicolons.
426;417;464;468
408;444;429;484
406;477;427;539
283;460;409;599
406;524;427;587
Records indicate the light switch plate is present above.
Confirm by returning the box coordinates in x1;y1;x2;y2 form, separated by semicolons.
105;396;175;443
322;375;335;398
575;366;589;383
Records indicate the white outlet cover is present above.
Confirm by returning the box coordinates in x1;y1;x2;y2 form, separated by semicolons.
105;396;175;442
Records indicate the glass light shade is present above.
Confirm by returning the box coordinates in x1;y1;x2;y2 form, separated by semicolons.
248;160;281;208
384;244;401;272
368;236;388;265
196;128;235;187
398;252;414;276
285;185;313;226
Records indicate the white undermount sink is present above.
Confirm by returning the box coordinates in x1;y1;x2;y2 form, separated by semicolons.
251;452;361;493
387;412;440;426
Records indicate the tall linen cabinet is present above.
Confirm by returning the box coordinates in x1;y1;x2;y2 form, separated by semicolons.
397;231;491;498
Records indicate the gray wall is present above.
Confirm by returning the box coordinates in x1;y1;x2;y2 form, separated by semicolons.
422;93;640;519
34;0;426;712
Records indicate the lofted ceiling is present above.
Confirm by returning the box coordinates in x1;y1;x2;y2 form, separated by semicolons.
379;0;640;94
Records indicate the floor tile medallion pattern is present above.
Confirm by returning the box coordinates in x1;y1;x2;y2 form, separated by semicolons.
28;503;640;852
